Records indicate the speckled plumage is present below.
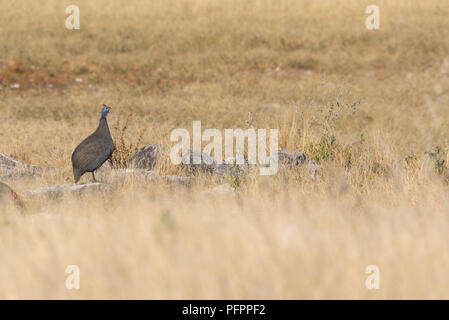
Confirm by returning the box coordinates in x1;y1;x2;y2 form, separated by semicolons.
71;106;115;183
0;181;18;203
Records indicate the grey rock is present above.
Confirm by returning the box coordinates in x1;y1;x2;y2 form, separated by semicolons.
0;153;41;179
214;155;250;176
129;144;168;170
260;150;307;169
28;183;110;197
275;150;307;166
181;150;217;175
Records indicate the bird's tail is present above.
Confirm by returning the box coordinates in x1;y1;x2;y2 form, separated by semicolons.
73;168;82;183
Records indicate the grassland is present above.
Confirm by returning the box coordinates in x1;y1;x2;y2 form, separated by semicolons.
1;0;449;299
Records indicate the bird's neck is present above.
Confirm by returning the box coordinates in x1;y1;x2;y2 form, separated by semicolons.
97;116;110;133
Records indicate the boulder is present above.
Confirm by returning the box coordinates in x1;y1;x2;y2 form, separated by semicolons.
129;144;168;170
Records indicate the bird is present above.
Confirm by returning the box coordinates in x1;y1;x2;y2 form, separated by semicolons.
0;182;24;213
71;104;115;183
0;181;19;205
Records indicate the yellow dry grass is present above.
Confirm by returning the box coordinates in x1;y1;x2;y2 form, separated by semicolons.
1;0;449;299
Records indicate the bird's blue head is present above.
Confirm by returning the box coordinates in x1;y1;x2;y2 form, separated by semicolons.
101;104;111;117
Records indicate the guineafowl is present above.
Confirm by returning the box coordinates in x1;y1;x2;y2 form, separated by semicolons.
71;104;115;183
0;181;18;203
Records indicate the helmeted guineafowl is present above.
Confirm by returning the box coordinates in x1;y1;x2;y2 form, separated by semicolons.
0;181;19;204
71;104;115;183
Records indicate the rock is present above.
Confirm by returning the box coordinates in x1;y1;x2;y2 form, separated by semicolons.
0;168;37;180
27;183;110;197
0;153;36;169
260;150;307;169
308;160;323;180
201;183;235;196
0;181;23;210
214;155;250;176
129;144;168;170
0;153;41;179
181;150;217;175
276;150;307;167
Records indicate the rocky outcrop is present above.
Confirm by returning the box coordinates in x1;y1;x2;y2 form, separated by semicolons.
128;145;310;177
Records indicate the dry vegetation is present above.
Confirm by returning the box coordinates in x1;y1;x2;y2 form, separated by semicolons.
1;0;449;299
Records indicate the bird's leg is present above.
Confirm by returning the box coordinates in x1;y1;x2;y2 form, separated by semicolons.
91;171;97;183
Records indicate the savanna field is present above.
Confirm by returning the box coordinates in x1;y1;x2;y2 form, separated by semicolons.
1;0;449;299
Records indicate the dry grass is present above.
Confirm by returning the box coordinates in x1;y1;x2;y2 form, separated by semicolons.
110;113;146;168
1;0;449;299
